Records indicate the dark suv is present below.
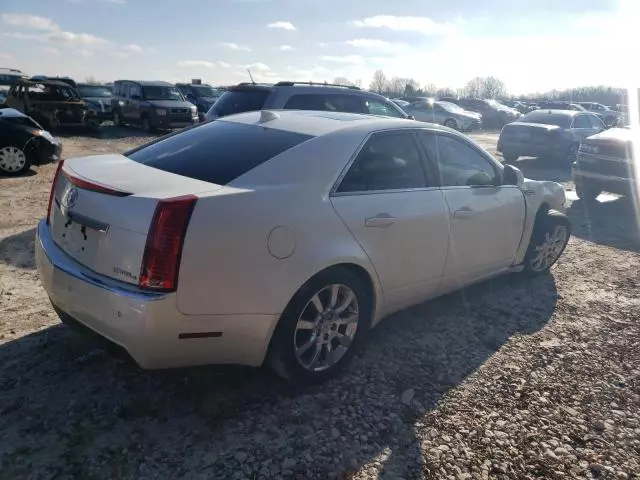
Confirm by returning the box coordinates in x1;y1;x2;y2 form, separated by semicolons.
204;81;408;121
176;82;224;121
111;80;198;132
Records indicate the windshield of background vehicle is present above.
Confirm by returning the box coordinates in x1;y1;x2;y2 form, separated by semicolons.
77;86;111;98
190;85;222;98
142;86;183;101
209;90;270;117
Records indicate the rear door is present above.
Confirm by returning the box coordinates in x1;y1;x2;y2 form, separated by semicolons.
330;130;450;310
418;131;525;289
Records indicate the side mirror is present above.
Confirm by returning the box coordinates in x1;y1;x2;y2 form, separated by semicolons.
503;163;524;187
407;115;415;120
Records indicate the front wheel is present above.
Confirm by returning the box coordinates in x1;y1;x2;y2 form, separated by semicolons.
141;115;154;133
443;118;458;130
524;210;571;274
267;267;372;384
113;110;123;127
0;145;32;176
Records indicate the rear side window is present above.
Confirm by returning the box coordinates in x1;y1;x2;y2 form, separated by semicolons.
364;99;406;118
574;115;591;128
209;89;270;117
125;121;313;185
284;94;363;113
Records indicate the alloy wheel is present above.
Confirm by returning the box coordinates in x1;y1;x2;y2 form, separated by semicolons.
293;284;359;372
530;225;568;271
0;146;27;173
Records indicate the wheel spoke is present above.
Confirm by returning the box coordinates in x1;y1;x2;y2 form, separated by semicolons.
325;341;336;366
338;313;358;326
336;333;352;348
334;291;354;314
329;284;340;308
296;320;316;330
296;337;316;356
307;345;322;369
310;294;324;313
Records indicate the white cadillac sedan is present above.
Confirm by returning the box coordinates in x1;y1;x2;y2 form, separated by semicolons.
36;110;570;383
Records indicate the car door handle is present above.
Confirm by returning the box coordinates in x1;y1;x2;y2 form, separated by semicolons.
453;207;476;219
365;213;396;228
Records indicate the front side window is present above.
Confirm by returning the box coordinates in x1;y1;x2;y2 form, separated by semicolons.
129;85;141;98
142;85;182;101
364;99;405;118
337;132;427;193
419;132;498;187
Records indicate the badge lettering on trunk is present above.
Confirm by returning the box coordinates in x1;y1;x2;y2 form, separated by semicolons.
60;186;78;217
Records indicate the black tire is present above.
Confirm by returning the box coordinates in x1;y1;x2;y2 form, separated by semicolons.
523;210;571;274
267;267;373;384
141;115;154;133
444;118;457;130
113;110;123;127
575;180;602;201
0;144;32;176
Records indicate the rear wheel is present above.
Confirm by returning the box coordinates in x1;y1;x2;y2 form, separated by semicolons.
113;110;123;127
141;115;154;133
267;267;372;384
524;210;571;274
444;118;458;130
0;145;32;176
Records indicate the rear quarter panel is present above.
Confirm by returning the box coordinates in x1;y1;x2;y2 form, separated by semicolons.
176;131;384;317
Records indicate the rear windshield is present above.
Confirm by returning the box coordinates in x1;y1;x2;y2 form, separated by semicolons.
125;120;313;185
209;89;270;117
520;111;572;128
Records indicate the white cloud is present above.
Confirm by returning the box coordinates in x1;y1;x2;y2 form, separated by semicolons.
244;62;270;71
218;61;231;68
124;43;143;54
101;0;126;3
75;49;94;57
267;21;296;31
320;55;365;64
177;60;216;68
352;15;453;35
219;42;251;51
279;45;294;51
1;13;59;31
47;31;110;46
344;38;410;53
0;53;13;61
42;47;60;55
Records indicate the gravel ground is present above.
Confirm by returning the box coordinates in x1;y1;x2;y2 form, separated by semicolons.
0;126;639;479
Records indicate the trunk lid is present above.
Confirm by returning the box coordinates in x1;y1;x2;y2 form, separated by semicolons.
49;154;219;285
501;122;561;144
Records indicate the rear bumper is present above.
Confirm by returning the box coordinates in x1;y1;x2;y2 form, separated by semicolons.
35;219;278;369
498;139;556;158
572;168;636;196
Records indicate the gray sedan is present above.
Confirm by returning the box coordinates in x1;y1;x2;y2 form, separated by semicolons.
406;100;481;132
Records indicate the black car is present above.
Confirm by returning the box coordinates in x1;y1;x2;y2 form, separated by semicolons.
0;107;62;175
450;98;520;128
176;83;225;121
497;110;606;164
76;83;113;127
572;127;636;201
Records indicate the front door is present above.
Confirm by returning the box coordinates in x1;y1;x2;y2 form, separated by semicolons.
331;131;450;310
418;131;526;289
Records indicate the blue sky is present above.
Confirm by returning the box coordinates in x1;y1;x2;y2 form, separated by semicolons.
0;0;634;94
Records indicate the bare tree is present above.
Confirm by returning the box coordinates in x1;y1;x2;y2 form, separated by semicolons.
404;78;420;97
465;77;484;98
370;69;388;94
481;76;507;99
422;83;437;96
84;75;99;84
354;79;363;88
436;87;456;98
388;77;406;97
333;77;353;86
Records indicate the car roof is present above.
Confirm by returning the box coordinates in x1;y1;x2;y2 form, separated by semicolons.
19;78;73;87
526;109;581;117
220;109;446;137
0;107;29;119
227;82;386;97
114;80;174;86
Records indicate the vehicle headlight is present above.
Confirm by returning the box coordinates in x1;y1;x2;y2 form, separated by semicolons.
190;105;197;114
156;109;167;116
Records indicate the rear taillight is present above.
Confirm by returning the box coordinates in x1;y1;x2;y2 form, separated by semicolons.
46;159;65;225
139;195;197;292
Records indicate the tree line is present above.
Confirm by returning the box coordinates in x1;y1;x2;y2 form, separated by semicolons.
333;69;627;107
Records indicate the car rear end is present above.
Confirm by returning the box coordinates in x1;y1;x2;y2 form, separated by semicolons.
204;84;273;121
35;118;315;369
498;121;565;158
572;128;637;196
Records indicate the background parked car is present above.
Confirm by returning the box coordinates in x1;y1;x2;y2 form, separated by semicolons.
449;98;520;128
537;101;586;112
573;127;636;201
111;80;198;132
30;75;77;88
0;107;61;175
76;83;113;127
406;99;481;131
176;82;225;121
390;98;411;109
0;68;27;105
205;81;409;121
503;100;536;114
497;109;606;164
576;102;621;127
3;78;87;129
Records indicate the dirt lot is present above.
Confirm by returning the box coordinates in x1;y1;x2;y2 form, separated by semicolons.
1;127;639;479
